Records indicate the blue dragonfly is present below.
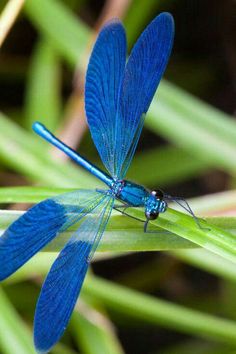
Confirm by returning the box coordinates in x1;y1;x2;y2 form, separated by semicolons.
0;12;197;353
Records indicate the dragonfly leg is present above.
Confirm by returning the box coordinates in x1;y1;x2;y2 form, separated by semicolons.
113;202;130;212
164;194;210;231
143;218;170;234
144;219;149;233
114;206;171;233
113;206;145;222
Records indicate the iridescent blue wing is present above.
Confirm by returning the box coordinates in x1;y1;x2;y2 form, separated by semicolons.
0;190;106;281
115;13;174;178
85;19;126;177
34;194;114;353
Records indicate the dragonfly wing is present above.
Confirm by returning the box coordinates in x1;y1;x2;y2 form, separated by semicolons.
115;13;174;178
85;19;126;177
34;194;114;353
0;190;106;281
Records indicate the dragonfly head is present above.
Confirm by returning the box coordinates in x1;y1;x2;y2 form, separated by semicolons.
145;190;167;220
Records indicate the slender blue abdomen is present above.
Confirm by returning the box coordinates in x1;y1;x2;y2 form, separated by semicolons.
33;122;113;187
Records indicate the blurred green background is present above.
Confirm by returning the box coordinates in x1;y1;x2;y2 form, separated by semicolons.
0;0;236;353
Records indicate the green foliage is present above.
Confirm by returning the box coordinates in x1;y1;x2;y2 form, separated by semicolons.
71;312;124;354
24;39;61;130
0;288;35;354
83;276;236;346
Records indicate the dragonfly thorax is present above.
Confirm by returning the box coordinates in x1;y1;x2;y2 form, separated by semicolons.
110;179;125;196
113;179;149;206
113;180;168;221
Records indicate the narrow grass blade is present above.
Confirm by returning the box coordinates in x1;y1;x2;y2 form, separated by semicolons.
146;98;236;174
71;312;124;354
185;190;236;214
128;145;210;186
0;210;195;252
0;0;25;48
24;39;61;130
0;186;73;203
2;253;57;284
159;80;236;145
0;287;35;354
172;249;236;283
124;0;161;45
1;208;236;254
83;275;236;346
0;112;98;187
24;0;89;67
126;207;236;263
0;187;235;256
2;253;122;285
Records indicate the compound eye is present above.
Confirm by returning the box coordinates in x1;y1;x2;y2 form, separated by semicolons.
151;189;164;199
145;211;158;220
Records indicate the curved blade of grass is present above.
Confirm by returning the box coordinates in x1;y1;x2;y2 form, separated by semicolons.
2;253;57;284
125;208;236;263
0;0;25;48
124;0;162;46
128;146;210;186
0;209;196;251
0;186;73;203
71;312;124;354
24;0;89;67
0;287;35;354
1;208;236;254
172;248;236;283
0;112;98;187
83;275;236;346
186;190;236;214
0;187;236;257
147;98;236;173
1;186;233;209
24;38;61;130
159;80;236;145
2;253;124;285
